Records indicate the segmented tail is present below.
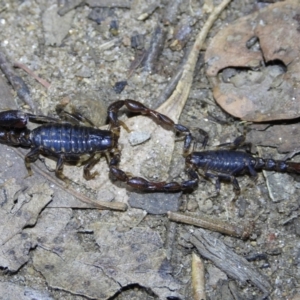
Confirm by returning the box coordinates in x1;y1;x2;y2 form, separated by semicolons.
286;162;300;173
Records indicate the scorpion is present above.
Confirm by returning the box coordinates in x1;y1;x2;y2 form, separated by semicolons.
0;100;194;191
179;134;300;197
2;104;299;195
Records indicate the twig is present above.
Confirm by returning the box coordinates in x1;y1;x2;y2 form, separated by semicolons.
190;228;272;297
14;148;127;211
143;25;166;73
165;221;177;260
162;0;183;25
0;50;35;111
13;62;51;89
127;50;147;79
57;0;83;16
155;67;183;108
192;252;206;300
168;211;252;239
157;0;232;121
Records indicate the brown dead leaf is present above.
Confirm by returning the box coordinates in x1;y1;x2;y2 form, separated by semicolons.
205;0;300;122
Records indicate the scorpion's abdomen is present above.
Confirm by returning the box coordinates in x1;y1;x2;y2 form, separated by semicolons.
188;150;254;175
30;123;114;155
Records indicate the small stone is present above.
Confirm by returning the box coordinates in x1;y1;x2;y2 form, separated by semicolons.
96;189;115;202
113;80;127;94
128;131;151;146
199;199;213;213
129;192;181;215
42;4;75;46
76;66;92;78
187;198;198;212
206;265;228;287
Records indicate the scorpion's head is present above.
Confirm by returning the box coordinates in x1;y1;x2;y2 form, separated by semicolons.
185;152;207;168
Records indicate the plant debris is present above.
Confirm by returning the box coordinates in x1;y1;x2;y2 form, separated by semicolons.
205;0;300;122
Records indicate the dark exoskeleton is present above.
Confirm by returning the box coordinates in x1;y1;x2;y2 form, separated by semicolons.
180;134;300;196
0;100;194;191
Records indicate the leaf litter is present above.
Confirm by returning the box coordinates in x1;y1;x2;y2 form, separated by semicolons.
205;0;300;155
2;0;299;299
0;1;232;297
205;0;300;122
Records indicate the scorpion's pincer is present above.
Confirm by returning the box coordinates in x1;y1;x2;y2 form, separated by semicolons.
0;110;28;128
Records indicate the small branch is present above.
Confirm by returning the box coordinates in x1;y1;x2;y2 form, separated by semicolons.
13;62;51;89
157;0;232;122
14;148;127;211
192;252;206;300
190;228;271;297
168;211;253;239
0;50;35;111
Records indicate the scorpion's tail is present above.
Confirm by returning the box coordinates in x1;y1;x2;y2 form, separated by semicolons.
258;159;300;173
285;162;300;173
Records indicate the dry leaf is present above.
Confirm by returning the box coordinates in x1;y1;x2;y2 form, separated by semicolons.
205;0;300;121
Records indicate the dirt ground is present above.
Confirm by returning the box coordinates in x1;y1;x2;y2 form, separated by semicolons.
0;0;299;300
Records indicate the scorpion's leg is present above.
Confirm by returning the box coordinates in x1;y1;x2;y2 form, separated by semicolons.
204;171;241;197
217;135;252;151
247;164;258;179
196;128;209;149
24;147;41;176
56;105;95;127
182;168;199;191
25;113;61;124
83;153;101;180
54;155;71;184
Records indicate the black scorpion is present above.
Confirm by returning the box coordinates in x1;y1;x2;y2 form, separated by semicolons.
2;105;300;194
179;134;300;196
0;100;194;191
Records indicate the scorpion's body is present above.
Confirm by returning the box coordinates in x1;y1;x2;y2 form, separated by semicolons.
2;105;300;194
187;150;290;176
29;123;115;163
0;122;119;182
183;144;300;195
0;100;193;190
26;123;118;181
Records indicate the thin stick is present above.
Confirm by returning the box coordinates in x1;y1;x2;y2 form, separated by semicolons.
13;62;51;89
192;252;206;300
14;148;127;211
0;51;35;111
157;0;232;122
168;211;252;239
